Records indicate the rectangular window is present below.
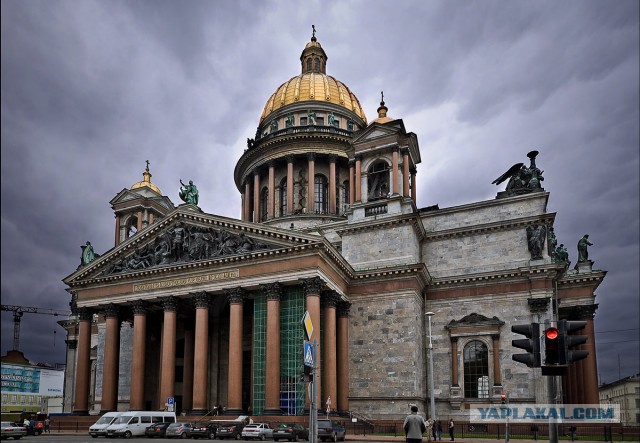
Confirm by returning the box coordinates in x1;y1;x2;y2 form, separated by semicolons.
316;116;325;126
11;395;17;402
300;117;308;125
636;399;640;408
141;416;151;424
252;294;267;415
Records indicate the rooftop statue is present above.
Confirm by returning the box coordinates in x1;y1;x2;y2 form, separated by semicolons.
81;241;96;265
179;179;199;205
577;234;593;262
492;150;545;198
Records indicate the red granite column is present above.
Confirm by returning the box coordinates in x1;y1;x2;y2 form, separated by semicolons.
355;157;362;202
182;327;194;413
159;297;178;410
245;180;251;222
129;301;147;410
253;171;260;222
100;304;120;412
492;335;502;387
226;288;245;414
336;302;351;414
581;317;599;404
451;338;459;387
286;156;294;214
114;217;121;246
410;169;417;203
268;162;275;219
307;154;315;212
392;148;399;195
348;160;355;206
264;283;282;415
322;291;338;414
329;156;336;215
73;308;93;415
402;150;410;197
303;278;324;409
192;292;210;413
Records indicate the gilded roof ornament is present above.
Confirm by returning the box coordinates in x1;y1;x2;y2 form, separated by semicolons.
130;159;162;194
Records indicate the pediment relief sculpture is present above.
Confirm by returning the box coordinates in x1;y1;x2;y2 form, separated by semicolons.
101;222;275;276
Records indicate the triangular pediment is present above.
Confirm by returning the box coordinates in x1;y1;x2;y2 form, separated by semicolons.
65;208;323;285
352;119;407;144
110;188;175;211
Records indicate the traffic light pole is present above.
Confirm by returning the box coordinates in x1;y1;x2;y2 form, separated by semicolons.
547;375;559;443
308;339;318;443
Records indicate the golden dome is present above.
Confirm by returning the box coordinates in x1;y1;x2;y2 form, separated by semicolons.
130;161;162;194
370;92;393;125
259;27;367;124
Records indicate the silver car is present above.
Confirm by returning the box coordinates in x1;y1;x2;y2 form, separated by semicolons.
165;422;193;439
1;422;27;440
241;423;273;440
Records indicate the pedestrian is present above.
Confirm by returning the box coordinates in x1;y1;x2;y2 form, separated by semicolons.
448;418;455;441
437;421;443;441
569;425;577;441
403;405;427;443
530;424;539;441
44;417;51;433
431;419;437;441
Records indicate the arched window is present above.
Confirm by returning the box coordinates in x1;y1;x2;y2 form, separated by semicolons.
367;160;390;201
463;340;489;398
342;180;350;213
314;175;328;214
126;216;138;239
306;59;312;72
280;178;287;216
260;187;268;221
314;57;320;72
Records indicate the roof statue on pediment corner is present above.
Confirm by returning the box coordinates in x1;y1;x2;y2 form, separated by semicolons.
446;312;505;329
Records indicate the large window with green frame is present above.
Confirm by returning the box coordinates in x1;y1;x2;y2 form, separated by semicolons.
252;286;306;415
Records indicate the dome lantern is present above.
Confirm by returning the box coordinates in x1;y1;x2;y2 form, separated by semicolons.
301;25;327;75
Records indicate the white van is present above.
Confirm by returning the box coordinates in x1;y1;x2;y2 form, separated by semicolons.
88;411;123;438
105;411;176;438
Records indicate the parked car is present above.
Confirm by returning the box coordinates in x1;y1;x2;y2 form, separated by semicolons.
1;422;27;440
316;420;346;442
242;423;273;440
165;422;194;439
216;422;245;440
272;423;309;442
145;422;172;438
190;422;218;439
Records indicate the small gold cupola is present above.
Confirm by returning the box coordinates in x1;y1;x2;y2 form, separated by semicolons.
371;91;393;124
130;160;162;194
300;25;327;74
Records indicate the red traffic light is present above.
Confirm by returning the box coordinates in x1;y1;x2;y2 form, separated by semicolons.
545;327;558;340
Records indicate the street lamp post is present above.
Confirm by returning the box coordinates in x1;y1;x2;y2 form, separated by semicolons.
425;311;436;421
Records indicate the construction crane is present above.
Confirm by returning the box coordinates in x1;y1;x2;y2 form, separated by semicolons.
1;304;70;351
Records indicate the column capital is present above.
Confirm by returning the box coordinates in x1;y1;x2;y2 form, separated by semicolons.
129;300;148;315
225;288;246;305
161;296;179;312
451;337;459;344
337;301;352;318
102;304;119;319
302;277;325;296
348;159;355;167
321;290;340;308
286;154;295;164
261;283;283;301
528;297;550;314
77;307;94;321
307;153;316;161
410;167;417;175
355;155;362;162
192;292;211;309
267;160;276;168
253;168;261;177
328;155;337;163
66;339;78;350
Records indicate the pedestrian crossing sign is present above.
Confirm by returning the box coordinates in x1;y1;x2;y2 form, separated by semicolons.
304;340;314;367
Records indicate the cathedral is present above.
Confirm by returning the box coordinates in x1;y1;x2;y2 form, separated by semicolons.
61;30;605;420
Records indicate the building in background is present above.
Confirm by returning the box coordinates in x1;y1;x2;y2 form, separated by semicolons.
61;31;606;420
1;350;64;416
599;373;640;425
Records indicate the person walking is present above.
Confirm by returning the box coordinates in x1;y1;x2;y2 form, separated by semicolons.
448;418;455;441
403;405;426;443
437;421;443;441
431;419;437;441
44;417;51;433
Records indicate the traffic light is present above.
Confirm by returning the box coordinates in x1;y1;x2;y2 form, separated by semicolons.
303;364;313;382
500;393;507;405
544;325;560;365
559;320;588;365
511;323;541;367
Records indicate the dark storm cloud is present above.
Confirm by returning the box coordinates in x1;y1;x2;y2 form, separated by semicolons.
1;0;638;382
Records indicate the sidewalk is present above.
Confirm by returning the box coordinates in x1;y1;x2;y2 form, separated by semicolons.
345;435;605;443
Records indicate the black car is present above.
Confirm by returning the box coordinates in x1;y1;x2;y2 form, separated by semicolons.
316;420;346;442
216;422;245;440
190;422;218;439
145;422;172;438
272;423;309;442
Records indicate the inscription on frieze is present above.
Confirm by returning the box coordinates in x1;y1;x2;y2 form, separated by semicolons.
133;270;240;292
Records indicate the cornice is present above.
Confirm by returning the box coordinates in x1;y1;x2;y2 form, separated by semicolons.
423;213;556;241
334;212;424;236
352;263;431;287
430;264;564;288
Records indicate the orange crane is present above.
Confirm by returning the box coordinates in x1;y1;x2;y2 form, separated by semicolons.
1;304;70;351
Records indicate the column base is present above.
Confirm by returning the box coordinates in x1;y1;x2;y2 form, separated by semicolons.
72;410;89;416
190;409;209;416
263;408;282;415
224;408;244;415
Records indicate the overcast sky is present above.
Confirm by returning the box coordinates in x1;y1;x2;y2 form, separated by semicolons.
1;0;638;385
